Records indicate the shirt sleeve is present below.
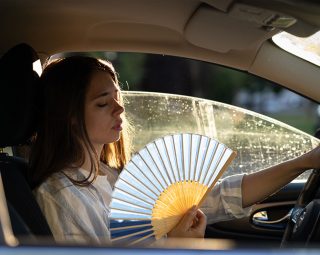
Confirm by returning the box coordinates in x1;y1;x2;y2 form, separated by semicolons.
200;174;252;224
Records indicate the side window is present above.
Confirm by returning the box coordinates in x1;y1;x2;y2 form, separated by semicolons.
124;92;318;181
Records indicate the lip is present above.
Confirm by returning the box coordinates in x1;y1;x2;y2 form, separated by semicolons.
112;120;123;131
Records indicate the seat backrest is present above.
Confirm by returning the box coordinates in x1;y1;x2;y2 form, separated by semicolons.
0;44;40;147
0;44;53;241
0;154;52;238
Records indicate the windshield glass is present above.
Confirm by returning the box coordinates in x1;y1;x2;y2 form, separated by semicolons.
124;91;319;181
272;31;320;67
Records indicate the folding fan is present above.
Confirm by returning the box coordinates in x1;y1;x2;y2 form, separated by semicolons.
109;133;236;246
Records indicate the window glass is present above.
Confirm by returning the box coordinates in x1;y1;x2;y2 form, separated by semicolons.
124;92;318;181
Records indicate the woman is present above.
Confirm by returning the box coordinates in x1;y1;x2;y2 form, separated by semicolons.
30;56;320;244
30;56;206;243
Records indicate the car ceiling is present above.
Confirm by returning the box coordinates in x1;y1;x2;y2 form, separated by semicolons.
1;0;320;101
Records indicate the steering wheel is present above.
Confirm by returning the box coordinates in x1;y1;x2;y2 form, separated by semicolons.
281;169;320;247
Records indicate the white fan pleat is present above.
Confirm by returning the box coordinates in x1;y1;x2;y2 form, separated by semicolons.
126;161;161;196
116;177;157;203
153;139;176;184
201;142;223;186
173;134;184;181
111;199;152;215
110;209;152;220
207;147;234;187
190;134;201;181
111;223;152;231
198;139;218;184
146;143;171;187
138;148;168;190
163;136;180;183
112;189;154;209
195;136;210;182
183;134;192;181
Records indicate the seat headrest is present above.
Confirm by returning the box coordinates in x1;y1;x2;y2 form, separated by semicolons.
0;44;41;147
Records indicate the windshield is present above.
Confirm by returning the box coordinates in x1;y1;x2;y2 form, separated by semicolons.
272;31;320;67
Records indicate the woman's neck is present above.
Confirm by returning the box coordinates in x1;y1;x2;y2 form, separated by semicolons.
80;144;103;172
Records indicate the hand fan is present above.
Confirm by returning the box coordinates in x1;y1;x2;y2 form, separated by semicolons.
109;133;236;246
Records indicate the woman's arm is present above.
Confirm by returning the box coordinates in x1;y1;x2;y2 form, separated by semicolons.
242;145;320;208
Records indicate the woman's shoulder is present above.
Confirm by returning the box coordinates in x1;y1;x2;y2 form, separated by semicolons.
35;170;78;196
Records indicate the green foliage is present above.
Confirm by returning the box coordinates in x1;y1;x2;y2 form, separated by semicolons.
201;65;282;104
269;113;317;135
113;53;146;91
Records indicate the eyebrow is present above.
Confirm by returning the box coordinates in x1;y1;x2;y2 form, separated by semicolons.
93;91;109;100
92;89;119;100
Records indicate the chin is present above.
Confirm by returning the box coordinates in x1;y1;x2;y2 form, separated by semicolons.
105;136;121;144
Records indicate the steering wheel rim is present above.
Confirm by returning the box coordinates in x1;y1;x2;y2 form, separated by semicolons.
281;168;320;247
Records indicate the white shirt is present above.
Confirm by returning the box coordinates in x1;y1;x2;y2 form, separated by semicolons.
35;162;251;244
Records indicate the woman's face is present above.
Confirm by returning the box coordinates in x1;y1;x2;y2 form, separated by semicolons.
84;70;124;150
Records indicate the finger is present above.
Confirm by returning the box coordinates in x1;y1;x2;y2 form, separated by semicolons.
192;210;207;237
176;205;197;231
192;210;206;229
195;209;207;228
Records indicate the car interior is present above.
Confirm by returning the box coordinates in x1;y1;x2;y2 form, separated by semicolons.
0;0;320;252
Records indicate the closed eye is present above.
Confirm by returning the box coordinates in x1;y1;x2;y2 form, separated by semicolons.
97;103;108;107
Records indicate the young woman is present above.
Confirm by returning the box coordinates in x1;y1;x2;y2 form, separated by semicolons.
30;56;320;244
29;56;206;243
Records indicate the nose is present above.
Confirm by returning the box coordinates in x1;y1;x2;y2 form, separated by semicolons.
112;99;124;116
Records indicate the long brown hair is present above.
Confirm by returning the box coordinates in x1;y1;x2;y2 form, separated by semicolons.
29;56;131;187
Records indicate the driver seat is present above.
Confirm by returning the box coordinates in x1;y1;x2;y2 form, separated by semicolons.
0;44;53;242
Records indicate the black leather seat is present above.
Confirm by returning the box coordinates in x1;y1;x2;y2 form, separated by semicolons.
0;44;53;242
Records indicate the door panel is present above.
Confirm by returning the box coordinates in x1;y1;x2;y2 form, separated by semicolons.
205;182;306;244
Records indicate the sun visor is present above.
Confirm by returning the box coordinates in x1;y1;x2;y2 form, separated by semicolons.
184;5;281;53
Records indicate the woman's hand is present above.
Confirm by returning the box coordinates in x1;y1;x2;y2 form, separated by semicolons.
167;206;207;238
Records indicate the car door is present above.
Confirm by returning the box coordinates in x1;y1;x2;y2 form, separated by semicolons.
205;183;303;245
123;91;319;246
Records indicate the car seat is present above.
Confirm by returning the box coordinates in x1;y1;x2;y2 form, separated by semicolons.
0;44;53;243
